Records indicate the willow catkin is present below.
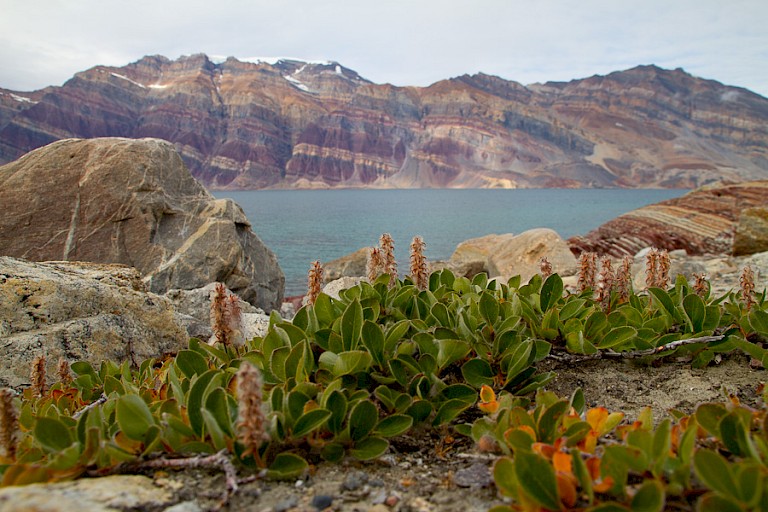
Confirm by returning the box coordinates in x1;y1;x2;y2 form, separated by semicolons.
211;283;232;345
0;388;17;460
539;257;553;280
577;252;597;293
307;260;324;306
236;361;268;462
615;255;633;303
409;236;429;290
30;355;46;398
379;233;398;288
740;265;756;311
367;247;385;283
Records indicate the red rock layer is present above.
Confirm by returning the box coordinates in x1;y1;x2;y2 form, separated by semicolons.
568;181;768;256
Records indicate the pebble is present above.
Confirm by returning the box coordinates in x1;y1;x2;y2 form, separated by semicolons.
311;494;334;510
452;462;493;488
273;497;298;512
340;470;369;491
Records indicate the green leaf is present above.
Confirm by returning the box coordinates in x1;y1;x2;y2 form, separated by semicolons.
116;394;155;441
719;410;759;459
514;450;561;511
683;293;706;332
323;390;346;435
461;358;495;388
436;339;471;370
748;308;768;335
432;399;470;426
479;291;500;326
696;494;744;512
374;414;413;437
648;287;678;319
566;330;598;355
631;480;665;512
571;448;593;504
292;408;332;438
349;400;378;441
205;387;234;436
695;403;727;437
430;302;452;327
493;457;518;497
333;350;374;376
502;339;534;383
406;400;433;424
598;326;637;349
313;293;336;328
341;298;364;351
361;320;386;368
693;449;739;501
321;442;345;462
540;274;563;312
201;409;227;451
187;370;219;437
34;417;74;452
175;350;208;379
349;436;389;460
267;453;309;479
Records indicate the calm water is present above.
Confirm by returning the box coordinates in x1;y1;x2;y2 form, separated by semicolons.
212;189;686;296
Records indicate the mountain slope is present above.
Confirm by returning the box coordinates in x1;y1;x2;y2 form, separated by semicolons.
1;55;766;189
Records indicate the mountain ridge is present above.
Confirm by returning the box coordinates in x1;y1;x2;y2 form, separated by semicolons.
1;54;766;189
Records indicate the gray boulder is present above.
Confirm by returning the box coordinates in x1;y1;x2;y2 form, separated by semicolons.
0;256;187;388
0;137;284;311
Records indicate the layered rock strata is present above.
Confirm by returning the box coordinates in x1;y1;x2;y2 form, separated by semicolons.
568;181;768;257
0;137;284;310
1;55;766;189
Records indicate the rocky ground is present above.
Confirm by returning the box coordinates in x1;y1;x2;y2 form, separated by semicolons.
0;352;762;512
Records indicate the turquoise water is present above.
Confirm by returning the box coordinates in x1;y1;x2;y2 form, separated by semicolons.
212;189;686;296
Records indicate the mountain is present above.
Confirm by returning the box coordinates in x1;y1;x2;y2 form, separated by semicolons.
1;54;767;189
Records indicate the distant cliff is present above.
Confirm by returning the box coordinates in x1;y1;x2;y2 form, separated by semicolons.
1;54;767;189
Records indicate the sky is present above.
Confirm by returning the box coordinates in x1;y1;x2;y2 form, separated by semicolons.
1;0;767;97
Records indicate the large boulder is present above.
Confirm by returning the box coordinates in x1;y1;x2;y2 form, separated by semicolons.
0;256;187;388
489;229;578;282
733;207;768;256
0;138;284;311
449;229;577;282
324;247;370;281
449;234;517;278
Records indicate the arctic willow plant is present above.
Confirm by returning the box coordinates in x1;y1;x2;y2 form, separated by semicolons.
1;248;767;512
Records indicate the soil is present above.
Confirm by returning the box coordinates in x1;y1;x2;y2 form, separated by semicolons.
154;354;765;512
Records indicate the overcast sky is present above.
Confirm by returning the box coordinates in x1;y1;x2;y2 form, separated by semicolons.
1;0;766;97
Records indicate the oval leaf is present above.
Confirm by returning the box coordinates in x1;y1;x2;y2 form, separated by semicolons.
515;450;561;511
292;408;332;438
116;394;155;441
34;417;74;453
374;414;413;438
349;399;378;441
349;436;389;460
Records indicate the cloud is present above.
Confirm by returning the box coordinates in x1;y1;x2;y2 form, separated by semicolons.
0;0;766;96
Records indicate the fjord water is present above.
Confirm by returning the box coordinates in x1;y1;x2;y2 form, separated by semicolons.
212;189;686;296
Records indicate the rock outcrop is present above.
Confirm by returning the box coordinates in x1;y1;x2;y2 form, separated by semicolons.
0;137;284;310
441;228;577;283
324;247;370;281
568;181;768;257
0;257;187;388
733;207;768;256
449;229;578;283
1;55;766;189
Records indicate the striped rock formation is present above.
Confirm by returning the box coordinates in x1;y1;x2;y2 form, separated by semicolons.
568;181;768;257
